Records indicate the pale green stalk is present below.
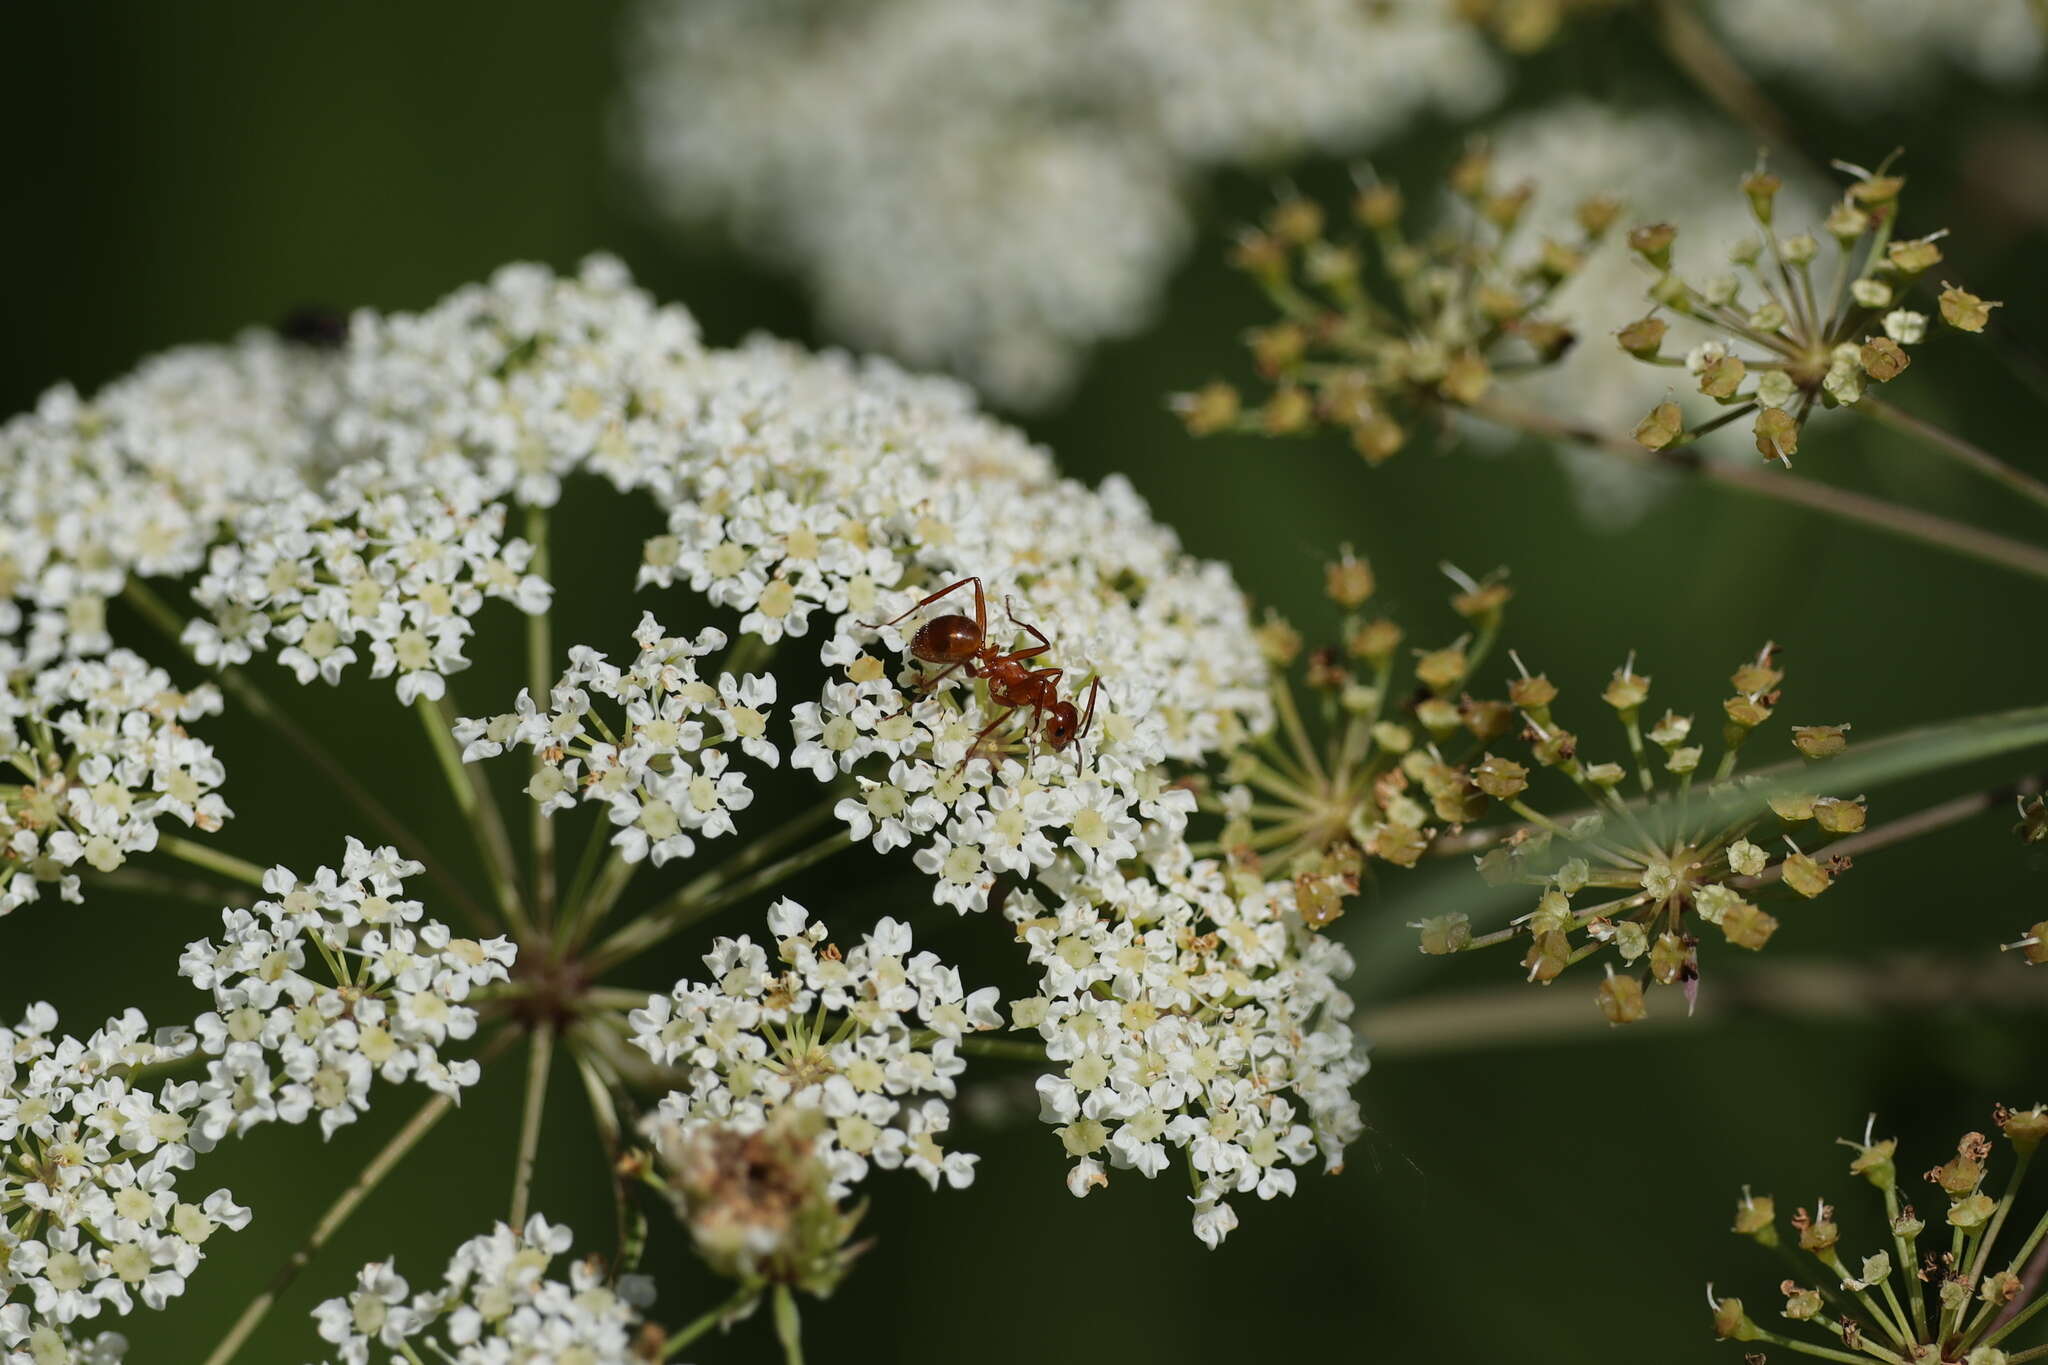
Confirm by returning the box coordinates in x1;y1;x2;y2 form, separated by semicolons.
415;694;528;936
157;834;269;889
525;505;557;928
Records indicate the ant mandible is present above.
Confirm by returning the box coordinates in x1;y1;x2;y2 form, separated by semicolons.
868;576;1101;762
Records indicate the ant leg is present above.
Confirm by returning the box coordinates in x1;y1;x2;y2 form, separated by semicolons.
914;658;974;692
956;706;1018;774
863;576;983;630
1002;595;1055;658
1072;678;1102;770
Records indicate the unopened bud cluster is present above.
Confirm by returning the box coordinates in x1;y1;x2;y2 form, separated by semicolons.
1713;1105;2048;1363
1623;156;2000;466
1175;147;1617;462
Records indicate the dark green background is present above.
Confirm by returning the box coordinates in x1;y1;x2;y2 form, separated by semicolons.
3;7;2046;1363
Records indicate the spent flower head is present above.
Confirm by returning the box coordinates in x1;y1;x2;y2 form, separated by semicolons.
1421;642;1863;1019
1714;1106;2048;1364
1195;554;1514;923
1621;156;1998;466
1177;147;1617;462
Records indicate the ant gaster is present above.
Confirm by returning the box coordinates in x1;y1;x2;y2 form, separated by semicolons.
869;577;1100;762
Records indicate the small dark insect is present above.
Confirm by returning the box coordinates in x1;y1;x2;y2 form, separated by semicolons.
276;306;350;349
869;575;1101;762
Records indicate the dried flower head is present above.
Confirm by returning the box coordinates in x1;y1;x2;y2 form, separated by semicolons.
648;1107;866;1295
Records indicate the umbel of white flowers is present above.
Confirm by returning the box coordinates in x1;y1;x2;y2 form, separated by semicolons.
0;256;1370;1358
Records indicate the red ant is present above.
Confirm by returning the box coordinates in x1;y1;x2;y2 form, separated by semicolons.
868;576;1101;763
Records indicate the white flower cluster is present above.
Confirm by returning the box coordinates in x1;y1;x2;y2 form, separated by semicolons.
629;353;1270;920
630;900;1000;1197
1009;839;1368;1248
457;612;776;867
183;456;552;704
312;1216;649;1365
179;839;515;1141
620;0;1500;407
7;261;1269;923
0;332;337;670
0;1004;250;1348
1;649;228;918
1709;0;2043;109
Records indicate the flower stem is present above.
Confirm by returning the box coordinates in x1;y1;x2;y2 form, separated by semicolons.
509;1017;555;1226
526;505;558;928
1744;1327;1878;1364
157;834;269;890
662;1283;760;1360
1860;395;2048;516
1467;396;2048;585
1647;0;1811;168
86;865;258;909
415;695;529;937
195;1032;505;1365
1736;774;2042;893
586;829;856;975
120;578;494;931
772;1284;806;1365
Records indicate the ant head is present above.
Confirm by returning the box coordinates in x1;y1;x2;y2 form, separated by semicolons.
1044;700;1082;750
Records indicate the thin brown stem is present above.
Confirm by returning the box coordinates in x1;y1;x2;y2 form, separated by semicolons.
1736;776;2042;891
1469;396;2048;584
1861;395;2048;516
1649;0;1812;169
197;1030;514;1365
1359;955;2048;1058
509;1017;555;1225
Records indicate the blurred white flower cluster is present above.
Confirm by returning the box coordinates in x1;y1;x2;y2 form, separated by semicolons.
631;900;1000;1196
1709;0;2043;108
619;0;1502;407
312;1216;649;1365
180;839;516;1141
0;1005;251;1361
